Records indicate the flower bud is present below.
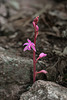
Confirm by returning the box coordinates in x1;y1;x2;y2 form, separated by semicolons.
34;16;39;24
36;25;39;32
33;21;35;27
39;53;47;58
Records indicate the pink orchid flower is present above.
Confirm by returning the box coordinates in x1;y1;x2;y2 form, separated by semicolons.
23;39;36;52
39;53;47;58
36;70;47;76
36;53;47;63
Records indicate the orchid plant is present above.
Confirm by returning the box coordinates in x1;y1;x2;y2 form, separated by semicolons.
23;16;47;82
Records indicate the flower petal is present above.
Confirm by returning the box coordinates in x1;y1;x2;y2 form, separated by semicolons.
27;46;31;50
27;39;31;43
39;53;47;58
34;16;39;24
33;22;35;27
31;45;36;52
31;42;35;46
23;43;28;46
23;46;28;51
36;25;39;32
36;70;47;75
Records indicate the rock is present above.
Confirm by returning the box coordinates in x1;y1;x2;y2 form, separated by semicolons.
63;46;67;55
20;80;67;100
46;66;57;81
0;49;34;100
0;46;5;51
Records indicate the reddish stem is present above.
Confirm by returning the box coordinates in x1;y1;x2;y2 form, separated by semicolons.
35;57;40;64
33;30;37;82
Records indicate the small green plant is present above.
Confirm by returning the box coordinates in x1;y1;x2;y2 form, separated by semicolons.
23;16;47;82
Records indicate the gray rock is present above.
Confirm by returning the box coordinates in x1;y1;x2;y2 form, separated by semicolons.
0;49;33;100
20;80;67;100
63;46;67;55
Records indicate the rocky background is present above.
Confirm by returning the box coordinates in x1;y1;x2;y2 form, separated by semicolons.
0;0;67;100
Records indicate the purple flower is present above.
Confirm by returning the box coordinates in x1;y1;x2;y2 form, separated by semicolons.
39;53;47;58
36;25;39;32
36;53;47;63
34;16;39;24
33;22;39;32
23;39;36;52
33;22;35;27
36;70;47;75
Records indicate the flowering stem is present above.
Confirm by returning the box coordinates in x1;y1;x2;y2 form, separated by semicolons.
35;57;39;64
23;16;47;83
33;30;37;82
